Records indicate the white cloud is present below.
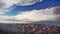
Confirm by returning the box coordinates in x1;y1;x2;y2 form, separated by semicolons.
0;10;5;14
0;9;7;15
15;7;56;21
0;6;59;23
0;16;32;23
0;9;9;15
0;0;43;9
16;0;43;6
0;0;18;9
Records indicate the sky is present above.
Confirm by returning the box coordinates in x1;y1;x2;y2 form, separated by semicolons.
0;0;60;24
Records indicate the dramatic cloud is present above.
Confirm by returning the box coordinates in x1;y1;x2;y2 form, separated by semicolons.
0;0;43;9
0;9;7;15
53;6;60;15
0;0;18;9
15;7;56;21
0;6;60;23
16;0;43;6
0;10;5;15
0;9;9;15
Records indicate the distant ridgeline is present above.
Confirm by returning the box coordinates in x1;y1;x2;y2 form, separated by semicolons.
0;24;60;34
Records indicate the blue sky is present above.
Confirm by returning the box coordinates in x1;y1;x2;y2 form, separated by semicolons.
0;0;60;24
5;0;60;16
